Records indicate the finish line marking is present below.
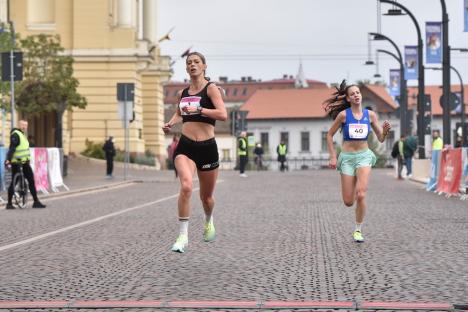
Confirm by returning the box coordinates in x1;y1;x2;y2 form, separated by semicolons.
0;300;455;310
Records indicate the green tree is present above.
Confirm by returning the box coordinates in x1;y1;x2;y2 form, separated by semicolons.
16;34;86;147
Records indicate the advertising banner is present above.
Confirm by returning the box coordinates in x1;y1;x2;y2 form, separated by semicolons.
47;148;69;192
0;147;6;191
34;148;49;194
465;0;468;32
425;22;442;64
389;69;400;97
426;150;441;191
404;46;418;80
436;148;462;195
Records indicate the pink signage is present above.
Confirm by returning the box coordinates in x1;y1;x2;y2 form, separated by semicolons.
34;148;49;192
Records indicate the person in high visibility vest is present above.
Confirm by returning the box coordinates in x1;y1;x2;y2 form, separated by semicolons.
276;141;288;172
324;81;391;243
4;120;46;209
238;131;248;177
432;130;443;151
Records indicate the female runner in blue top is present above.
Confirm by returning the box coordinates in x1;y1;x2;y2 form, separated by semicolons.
324;81;391;243
163;52;227;253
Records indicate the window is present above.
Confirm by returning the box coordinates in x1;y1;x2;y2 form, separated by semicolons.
301;132;310;152
225;88;229;96
280;132;289;146
233;88;238;96
321;132;328;152
242;88;247;96
261;132;269;150
28;0;55;28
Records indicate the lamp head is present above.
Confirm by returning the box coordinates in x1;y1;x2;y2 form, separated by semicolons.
384;8;405;16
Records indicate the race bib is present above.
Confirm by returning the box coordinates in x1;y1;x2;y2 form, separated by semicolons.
179;96;201;115
349;123;368;139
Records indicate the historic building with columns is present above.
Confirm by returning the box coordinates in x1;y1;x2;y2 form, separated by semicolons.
0;0;172;164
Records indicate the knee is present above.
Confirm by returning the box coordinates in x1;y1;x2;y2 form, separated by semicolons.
180;180;193;197
343;199;354;207
200;194;214;206
356;188;367;202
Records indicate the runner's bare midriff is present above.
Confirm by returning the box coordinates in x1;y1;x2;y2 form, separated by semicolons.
341;140;369;153
181;122;215;141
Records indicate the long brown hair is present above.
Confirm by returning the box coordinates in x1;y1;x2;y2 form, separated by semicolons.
186;51;210;81
322;79;358;120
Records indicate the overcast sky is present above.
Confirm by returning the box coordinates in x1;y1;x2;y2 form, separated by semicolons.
157;0;468;87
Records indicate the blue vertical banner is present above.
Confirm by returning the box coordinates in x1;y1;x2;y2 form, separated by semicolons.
389;69;400;97
0;147;6;191
425;22;442;64
404;46;418;80
465;0;468;31
426;150;441;192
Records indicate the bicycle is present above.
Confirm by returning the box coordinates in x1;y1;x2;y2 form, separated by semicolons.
6;162;29;209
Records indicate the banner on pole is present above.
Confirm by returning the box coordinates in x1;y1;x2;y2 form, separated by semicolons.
425;22;442;64
465;0;468;32
426;150;441;191
34;148;50;194
404;46;418;80
436;148;462;195
389;69;400;97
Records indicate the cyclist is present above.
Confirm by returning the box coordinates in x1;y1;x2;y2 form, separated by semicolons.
4;120;46;209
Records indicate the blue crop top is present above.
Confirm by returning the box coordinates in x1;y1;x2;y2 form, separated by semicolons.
179;82;216;126
342;108;372;141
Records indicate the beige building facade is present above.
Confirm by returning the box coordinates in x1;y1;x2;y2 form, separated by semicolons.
1;0;172;163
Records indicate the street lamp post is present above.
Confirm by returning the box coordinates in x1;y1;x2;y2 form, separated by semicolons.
376;48;408;136
380;0;426;159
440;0;451;146
369;32;408;136
428;65;465;147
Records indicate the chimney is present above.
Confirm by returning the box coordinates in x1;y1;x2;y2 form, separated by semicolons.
283;74;288;79
247;76;252;82
219;76;228;83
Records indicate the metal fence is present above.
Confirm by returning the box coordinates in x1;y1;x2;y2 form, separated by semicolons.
220;155;395;171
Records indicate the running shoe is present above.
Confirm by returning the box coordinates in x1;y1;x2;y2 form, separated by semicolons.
171;234;188;253
203;221;216;242
353;230;364;243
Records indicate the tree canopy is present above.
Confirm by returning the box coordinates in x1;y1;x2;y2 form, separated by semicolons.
15;34;87;115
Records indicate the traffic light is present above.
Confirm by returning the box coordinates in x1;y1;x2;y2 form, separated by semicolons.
1;51;23;81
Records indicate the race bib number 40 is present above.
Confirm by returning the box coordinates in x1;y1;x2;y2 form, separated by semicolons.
349;123;368;139
179;96;201;115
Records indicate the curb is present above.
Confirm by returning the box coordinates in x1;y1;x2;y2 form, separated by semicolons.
41;180;141;200
74;155;161;171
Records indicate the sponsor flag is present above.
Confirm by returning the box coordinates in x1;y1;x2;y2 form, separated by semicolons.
426;22;442;64
404;46;418;80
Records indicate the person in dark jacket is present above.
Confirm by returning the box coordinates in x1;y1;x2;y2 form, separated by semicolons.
4;120;46;209
103;136;116;178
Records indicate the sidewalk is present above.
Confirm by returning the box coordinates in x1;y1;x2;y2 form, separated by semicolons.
0;156;177;203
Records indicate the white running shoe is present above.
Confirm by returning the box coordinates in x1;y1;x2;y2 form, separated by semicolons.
171;234;188;253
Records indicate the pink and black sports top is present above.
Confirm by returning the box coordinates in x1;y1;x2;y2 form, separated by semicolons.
342;108;372;141
179;82;216;126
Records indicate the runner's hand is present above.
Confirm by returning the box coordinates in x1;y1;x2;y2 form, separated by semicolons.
382;120;391;132
162;123;172;134
329;157;337;169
